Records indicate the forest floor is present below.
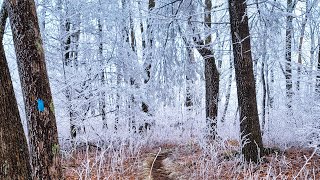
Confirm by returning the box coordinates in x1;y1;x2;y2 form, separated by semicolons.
63;141;320;179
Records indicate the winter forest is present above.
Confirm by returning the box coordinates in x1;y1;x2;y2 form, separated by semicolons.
1;0;320;179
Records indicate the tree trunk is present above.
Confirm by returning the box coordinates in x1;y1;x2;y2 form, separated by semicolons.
203;0;219;140
221;47;233;123
316;35;320;92
285;0;294;111
187;0;220;139
97;0;107;129
114;66;122;132
39;0;48;43
309;22;315;94
121;0;137;133
296;0;310;92
228;0;264;163
0;5;32;179
261;36;267;133
185;47;195;109
141;0;155;115
57;0;77;139
5;0;62;178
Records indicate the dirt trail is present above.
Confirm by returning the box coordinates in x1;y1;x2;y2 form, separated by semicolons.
143;150;174;180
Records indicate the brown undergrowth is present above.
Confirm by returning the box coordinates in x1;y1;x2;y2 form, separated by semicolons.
63;141;320;179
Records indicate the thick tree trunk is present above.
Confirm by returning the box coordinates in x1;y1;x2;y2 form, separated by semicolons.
202;0;219;139
203;48;219;140
228;0;263;163
0;5;32;179
5;0;62;178
186;0;220;139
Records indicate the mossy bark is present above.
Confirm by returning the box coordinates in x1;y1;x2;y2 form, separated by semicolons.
0;4;32;179
5;0;62;178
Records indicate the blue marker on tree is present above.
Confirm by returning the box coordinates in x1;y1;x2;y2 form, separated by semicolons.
37;99;45;112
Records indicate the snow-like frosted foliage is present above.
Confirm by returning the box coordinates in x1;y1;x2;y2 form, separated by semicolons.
3;0;320;152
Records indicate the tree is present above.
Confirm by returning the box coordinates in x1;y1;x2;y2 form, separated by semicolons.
285;0;295;110
0;4;32;179
185;47;195;109
57;0;84;139
228;0;264;162
97;0;107;129
4;0;62;178
121;0;138;132
62;1;78;138
255;0;269;133
296;0;310;92
196;0;220;140
317;35;320;92
140;0;155;115
221;47;233;123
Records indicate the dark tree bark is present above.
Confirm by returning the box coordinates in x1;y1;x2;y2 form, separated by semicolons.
228;0;264;163
184;0;219;139
261;35;267;133
202;0;220;140
0;4;32;179
5;0;62;178
197;42;219;140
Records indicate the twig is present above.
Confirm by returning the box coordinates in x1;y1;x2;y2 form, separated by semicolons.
149;147;162;179
293;148;317;179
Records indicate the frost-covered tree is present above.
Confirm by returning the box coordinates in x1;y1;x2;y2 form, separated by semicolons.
228;0;263;162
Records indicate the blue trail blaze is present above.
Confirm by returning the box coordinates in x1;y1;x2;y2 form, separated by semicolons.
37;99;44;112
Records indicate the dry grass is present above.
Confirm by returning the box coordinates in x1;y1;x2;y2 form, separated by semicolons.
62;140;320;179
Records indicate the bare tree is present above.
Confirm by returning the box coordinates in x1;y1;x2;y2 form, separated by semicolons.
228;0;264;162
202;0;219;140
188;0;220;139
5;0;62;178
297;0;315;92
0;4;32;179
285;0;295;111
97;0;107;129
221;47;233;123
141;0;155;115
317;35;320;92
